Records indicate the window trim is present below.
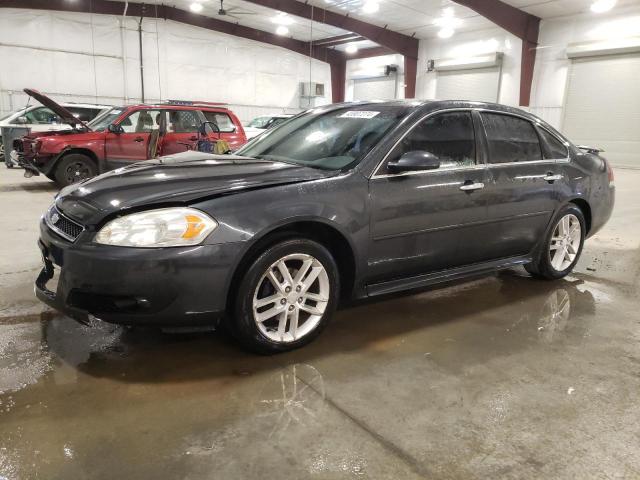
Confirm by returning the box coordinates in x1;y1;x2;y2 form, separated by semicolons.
475;108;570;166
371;108;482;179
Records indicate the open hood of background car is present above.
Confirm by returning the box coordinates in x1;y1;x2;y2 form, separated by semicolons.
23;88;90;130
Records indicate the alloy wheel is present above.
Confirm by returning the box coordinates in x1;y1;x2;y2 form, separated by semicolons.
252;253;330;343
65;161;92;184
548;214;581;271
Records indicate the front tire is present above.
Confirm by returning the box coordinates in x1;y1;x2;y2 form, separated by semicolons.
231;238;340;354
54;153;97;187
526;204;586;280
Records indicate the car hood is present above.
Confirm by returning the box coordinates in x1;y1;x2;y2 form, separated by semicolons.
24;88;90;130
55;151;338;225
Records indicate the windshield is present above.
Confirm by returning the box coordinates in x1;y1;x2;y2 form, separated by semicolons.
246;116;271;128
236;105;410;170
88;107;125;132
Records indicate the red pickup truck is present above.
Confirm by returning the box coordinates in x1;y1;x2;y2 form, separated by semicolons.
16;89;247;186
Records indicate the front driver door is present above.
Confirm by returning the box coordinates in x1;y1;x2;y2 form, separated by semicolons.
105;109;162;168
368;110;491;284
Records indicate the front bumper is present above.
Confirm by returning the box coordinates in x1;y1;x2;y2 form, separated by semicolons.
36;219;243;326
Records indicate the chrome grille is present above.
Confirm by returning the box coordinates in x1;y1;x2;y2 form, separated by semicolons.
46;206;84;242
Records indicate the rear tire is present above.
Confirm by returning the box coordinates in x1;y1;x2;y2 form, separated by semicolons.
526;204;586;280
231;238;340;354
54;153;97;187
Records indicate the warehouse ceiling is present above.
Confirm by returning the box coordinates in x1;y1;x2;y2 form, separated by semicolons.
120;0;640;43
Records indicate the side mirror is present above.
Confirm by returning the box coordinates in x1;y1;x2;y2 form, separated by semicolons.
16;116;28;125
387;151;440;173
108;123;123;134
199;121;220;135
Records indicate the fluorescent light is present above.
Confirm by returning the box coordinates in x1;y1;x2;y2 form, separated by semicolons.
276;25;289;36
591;0;616;12
362;1;379;14
189;2;203;13
345;43;359;54
438;27;454;39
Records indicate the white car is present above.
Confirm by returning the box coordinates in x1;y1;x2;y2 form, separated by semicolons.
1;99;110;164
244;114;294;139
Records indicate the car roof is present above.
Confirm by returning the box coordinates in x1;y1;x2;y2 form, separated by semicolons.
320;99;541;122
124;103;233;112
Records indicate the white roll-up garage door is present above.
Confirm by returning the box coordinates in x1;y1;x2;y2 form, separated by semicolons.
563;53;640;168
435;67;501;102
353;76;397;101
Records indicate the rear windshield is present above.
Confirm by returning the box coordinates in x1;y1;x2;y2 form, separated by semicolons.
236;105;410;170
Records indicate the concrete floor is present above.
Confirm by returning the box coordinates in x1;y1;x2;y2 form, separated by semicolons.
0;167;639;480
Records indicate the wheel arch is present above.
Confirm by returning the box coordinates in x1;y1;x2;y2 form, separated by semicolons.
51;147;100;174
225;218;358;312
568;197;592;234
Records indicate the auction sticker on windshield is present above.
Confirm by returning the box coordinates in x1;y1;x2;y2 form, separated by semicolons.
338;111;380;119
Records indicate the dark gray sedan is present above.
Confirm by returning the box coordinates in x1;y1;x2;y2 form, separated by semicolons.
36;100;615;353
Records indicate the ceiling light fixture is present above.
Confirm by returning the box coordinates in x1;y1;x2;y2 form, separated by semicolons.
345;43;359;54
433;9;461;39
437;27;454;39
275;25;289;36
271;12;294;25
189;2;203;13
590;0;616;13
362;1;380;14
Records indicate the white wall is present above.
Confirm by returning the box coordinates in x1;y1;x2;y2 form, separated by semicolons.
529;5;640;129
0;8;331;122
344;53;405;101
416;28;522;105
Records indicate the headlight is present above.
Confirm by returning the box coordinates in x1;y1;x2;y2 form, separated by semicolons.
95;207;217;247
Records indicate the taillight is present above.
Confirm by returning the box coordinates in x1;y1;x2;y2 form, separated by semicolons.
604;158;614;185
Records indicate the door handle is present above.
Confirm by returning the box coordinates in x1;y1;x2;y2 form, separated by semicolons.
189;136;198;141
544;173;563;183
134;137;144;142
459;182;485;192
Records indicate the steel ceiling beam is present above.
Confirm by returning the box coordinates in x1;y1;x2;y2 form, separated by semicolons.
0;0;349;101
242;0;419;58
453;0;541;106
314;33;365;47
241;0;419;98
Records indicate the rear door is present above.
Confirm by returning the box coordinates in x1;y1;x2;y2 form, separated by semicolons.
105;108;162;167
161;109;202;156
479;111;565;258
368;110;491;283
202;110;245;149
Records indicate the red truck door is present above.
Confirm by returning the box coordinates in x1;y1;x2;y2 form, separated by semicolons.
161;110;202;156
105;109;162;167
202;110;246;150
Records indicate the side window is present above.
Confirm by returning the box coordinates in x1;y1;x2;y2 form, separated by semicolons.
538;127;568;159
119;110;162;133
21;107;60;124
481;113;542;163
385;111;476;172
202;111;236;133
67;107;101;122
168;110;200;133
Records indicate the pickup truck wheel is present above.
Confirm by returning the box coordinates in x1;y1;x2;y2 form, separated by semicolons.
231;238;340;354
54;154;97;186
